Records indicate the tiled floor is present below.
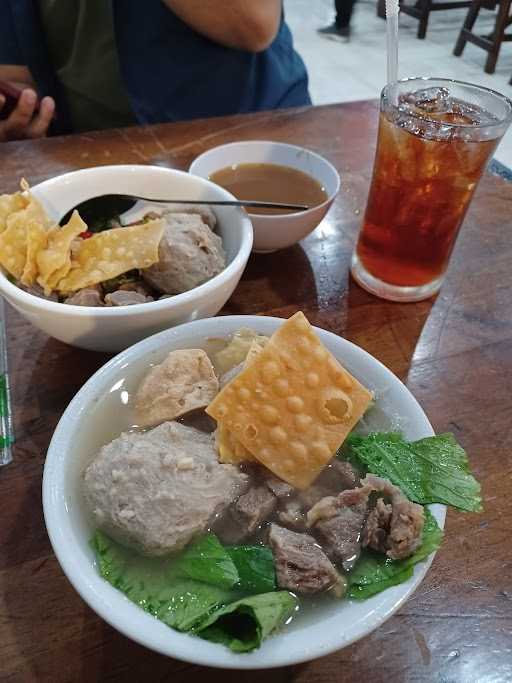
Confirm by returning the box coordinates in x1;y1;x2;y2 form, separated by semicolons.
286;0;512;166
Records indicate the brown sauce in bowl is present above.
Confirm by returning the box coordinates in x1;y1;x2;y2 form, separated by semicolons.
209;162;328;215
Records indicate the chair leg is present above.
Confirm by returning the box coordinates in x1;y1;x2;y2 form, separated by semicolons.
417;0;432;38
454;0;482;55
484;0;512;73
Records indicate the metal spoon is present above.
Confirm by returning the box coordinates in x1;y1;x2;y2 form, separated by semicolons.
59;193;309;226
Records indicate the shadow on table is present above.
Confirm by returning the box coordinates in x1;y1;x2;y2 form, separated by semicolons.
0;337;112;679
340;277;437;381
223;243;319;315
2;319;311;680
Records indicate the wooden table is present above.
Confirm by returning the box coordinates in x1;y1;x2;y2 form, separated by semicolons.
1;102;511;682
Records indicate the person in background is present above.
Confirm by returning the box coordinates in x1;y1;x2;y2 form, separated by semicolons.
318;0;357;40
0;0;310;142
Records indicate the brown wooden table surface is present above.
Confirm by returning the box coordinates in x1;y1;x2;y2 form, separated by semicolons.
1;101;511;682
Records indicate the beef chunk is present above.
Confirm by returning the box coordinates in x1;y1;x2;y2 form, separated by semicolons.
297;459;360;508
19;282;59;301
363;498;392;553
308;486;372;571
104;290;154;306
214;484;277;544
263;459;359;534
277;498;307;531
262;472;294;499
117;280;154;296
65;287;103;306
362;475;424;560
268;524;340;594
83;421;248;556
330;459;360;490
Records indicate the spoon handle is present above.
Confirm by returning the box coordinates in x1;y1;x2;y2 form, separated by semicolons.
125;194;309;211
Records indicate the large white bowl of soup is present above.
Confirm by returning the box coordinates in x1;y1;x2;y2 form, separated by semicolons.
189;141;340;252
0;165;253;352
43;314;446;669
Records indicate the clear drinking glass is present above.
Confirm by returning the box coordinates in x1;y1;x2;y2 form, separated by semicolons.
351;78;512;302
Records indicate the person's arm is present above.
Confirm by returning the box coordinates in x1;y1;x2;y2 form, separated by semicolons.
0;65;55;142
161;0;282;52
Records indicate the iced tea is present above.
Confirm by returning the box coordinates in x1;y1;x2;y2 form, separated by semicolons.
352;79;512;301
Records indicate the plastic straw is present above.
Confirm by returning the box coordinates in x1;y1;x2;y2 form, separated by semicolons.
385;0;399;85
0;298;13;466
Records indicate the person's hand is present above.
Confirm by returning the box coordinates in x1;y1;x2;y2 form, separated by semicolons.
0;87;55;142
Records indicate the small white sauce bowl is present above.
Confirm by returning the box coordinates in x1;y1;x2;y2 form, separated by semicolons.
189;141;340;253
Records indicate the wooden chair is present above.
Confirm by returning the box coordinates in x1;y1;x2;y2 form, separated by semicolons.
454;0;512;73
377;0;473;39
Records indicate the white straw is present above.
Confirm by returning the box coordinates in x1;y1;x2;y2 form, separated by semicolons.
385;0;399;85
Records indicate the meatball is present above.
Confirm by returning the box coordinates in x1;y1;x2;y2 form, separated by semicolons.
141;213;225;294
135;348;219;427
162;204;217;230
83;421;249;556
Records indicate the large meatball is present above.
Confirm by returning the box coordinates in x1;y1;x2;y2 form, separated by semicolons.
162;204;217;230
141;213;225;294
83;421;249;556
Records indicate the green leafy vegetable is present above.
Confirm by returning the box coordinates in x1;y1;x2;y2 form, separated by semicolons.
91;531;231;630
89;216;122;233
197;592;298;653
348;508;444;599
227;545;276;594
341;432;482;512
349;568;414;599
172;533;239;589
157;581;232;632
91;532;291;652
101;270;139;294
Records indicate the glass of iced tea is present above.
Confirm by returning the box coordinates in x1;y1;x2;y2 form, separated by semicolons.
351;78;512;302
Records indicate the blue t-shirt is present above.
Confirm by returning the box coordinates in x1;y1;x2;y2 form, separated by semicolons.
0;0;311;135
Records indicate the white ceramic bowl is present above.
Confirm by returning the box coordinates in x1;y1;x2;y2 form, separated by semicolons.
43;315;445;669
0;165;253;352
189;141;340;252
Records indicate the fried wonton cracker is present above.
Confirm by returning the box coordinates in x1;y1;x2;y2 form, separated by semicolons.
0;213;29;279
216;337;267;465
0;193;29;234
20;219;49;286
216;422;254;465
36;211;86;294
57;218;165;292
0;184;54;280
207;312;373;489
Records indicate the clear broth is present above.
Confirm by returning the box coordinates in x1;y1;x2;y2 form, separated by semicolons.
209;163;328;215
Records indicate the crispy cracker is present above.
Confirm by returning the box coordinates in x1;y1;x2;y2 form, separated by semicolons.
36;212;86;292
215;337;268;465
56;218;165;292
20;220;49;286
207;312;372;489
